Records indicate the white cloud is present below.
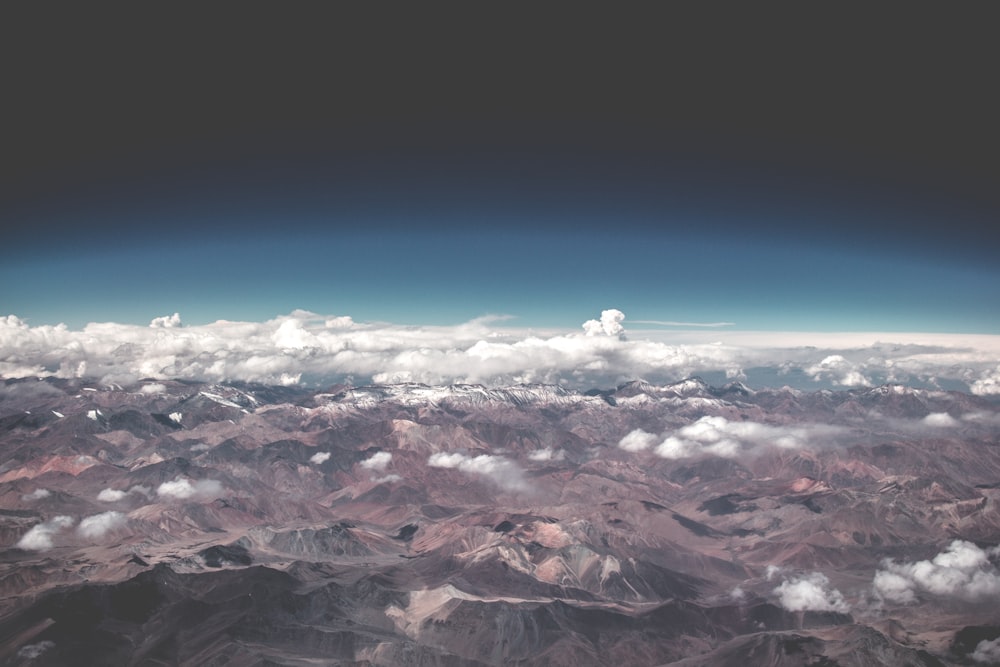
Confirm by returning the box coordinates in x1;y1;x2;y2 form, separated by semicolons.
360;451;392;471
77;511;126;540
583;309;625;337
644;416;843;460
922;412;959;428
427;452;527;491
156;477;224;501
150;313;182;328
16;515;74;551
140;383;167;394
309;451;331;465
97;488;127;502
528;447;564;462
618;429;657;452
972;638;1000;664
971;365;1000;396
773;571;850;613
873;540;1000;604
21;488;50;502
373;474;402;484
1;310;999;391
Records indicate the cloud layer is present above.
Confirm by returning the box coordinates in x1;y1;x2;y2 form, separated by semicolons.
2;310;1000;391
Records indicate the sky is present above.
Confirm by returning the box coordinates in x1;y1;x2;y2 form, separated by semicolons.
1;8;999;390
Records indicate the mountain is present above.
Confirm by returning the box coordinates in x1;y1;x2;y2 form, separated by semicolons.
1;377;999;665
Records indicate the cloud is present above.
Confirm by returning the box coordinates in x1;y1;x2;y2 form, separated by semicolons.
156;477;224;501
618;429;657;452
582;309;625;337
623;416;845;460
922;412;959;428
427;452;527;491
873;540;1000;604
309;451;331;465
97;488;127;502
21;488;50;501
972;638;1000;664
1;310;999;391
150;313;182;328
140;382;167;394
631;320;735;328
773;571;850;613
360;451;392;471
971;365;1000;396
528;447;565;462
372;474;402;484
77;511;126;540
16;515;74;551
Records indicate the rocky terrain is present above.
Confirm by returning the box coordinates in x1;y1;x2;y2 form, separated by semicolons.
1;377;999;665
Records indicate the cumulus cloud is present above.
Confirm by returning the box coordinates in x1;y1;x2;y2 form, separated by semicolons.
427;452;527;491
309;451;331;465
156;477;224;501
21;488;50;501
972;638;1000;664
372;474;402;484
360;451;392;471
583;309;626;338
97;488;127;502
618;429;657;452
622;416;844;460
16;515;74;551
140;382;167;394
922;412;959;428
77;511;126;540
873;540;1000;604
528;447;565;462
150;313;182;328
1;310;999;391
773;571;850;613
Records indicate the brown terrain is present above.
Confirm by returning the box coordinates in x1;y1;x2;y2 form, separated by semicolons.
1;377;999;665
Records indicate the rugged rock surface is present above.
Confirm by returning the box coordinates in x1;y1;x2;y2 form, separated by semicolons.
1;377;999;665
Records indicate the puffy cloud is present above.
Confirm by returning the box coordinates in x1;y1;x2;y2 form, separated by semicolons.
16;515;74;551
805;355;871;387
373;474;402;484
922;412;959;428
360;451;392;471
528;447;565;462
156;477;224;501
427;452;527;491
77;511;126;540
873;540;1000;604
618;429;657;452
635;416;844;460
309;451;331;465
21;488;50;502
583;309;625;337
773;572;850;613
1;309;999;391
972;638;1000;664
971;365;1000;396
140;382;167;394
150;313;182;328
97;488;127;502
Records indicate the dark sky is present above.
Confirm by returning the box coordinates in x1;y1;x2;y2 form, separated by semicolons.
2;7;998;330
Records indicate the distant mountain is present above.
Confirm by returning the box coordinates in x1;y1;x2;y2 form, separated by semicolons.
1;377;999;665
